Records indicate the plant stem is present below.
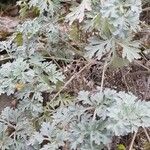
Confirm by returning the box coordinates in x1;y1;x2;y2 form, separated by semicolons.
143;127;150;142
129;131;138;150
49;60;95;103
143;7;150;12
100;60;108;94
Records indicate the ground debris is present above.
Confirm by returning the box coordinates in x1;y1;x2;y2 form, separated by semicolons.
0;16;19;40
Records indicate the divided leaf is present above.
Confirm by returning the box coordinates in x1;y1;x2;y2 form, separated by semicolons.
66;0;92;25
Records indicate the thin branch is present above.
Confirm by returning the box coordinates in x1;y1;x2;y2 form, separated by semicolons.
129;131;138;150
49;60;96;103
134;60;150;72
0;119;16;129
92;61;108;122
0;56;12;61
100;50;113;93
143;7;150;12
100;61;108;94
143;127;150;142
44;56;86;63
92;110;96;121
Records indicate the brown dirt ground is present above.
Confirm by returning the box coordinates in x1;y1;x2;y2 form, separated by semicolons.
0;1;149;149
0;94;13;112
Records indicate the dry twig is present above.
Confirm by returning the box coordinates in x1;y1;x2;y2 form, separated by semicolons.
50;60;96;102
129;131;138;150
143;127;150;143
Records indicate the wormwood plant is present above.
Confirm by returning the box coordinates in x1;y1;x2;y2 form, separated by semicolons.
0;0;149;149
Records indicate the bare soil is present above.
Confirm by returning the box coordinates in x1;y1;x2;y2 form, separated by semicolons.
0;94;13;112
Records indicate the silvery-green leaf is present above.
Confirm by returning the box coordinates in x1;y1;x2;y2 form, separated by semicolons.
118;40;141;62
85;36;112;59
66;0;92;25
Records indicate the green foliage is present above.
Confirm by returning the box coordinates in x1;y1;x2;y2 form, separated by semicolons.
117;144;126;150
83;0;142;61
66;0;92;25
0;107;33;150
30;88;150;149
0;57;64;116
0;0;149;149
